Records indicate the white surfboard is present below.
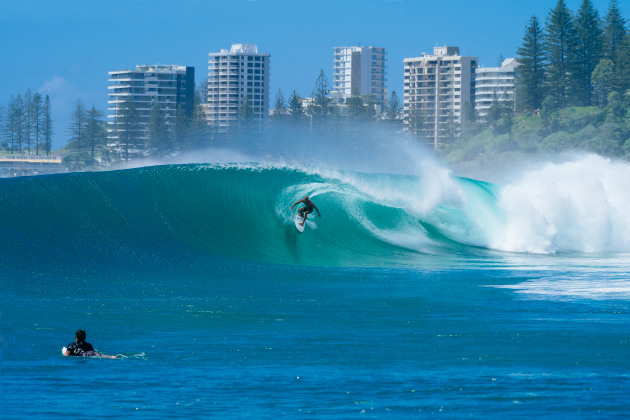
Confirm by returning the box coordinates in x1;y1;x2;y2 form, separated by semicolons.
62;347;67;355
294;213;305;232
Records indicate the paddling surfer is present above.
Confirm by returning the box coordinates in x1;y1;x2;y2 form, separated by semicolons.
63;329;117;358
291;195;321;226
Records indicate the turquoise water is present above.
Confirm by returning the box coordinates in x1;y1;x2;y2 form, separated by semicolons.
2;158;630;418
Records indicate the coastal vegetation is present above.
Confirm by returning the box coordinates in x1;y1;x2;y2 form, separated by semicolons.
447;0;630;176
0;90;54;157
0;0;628;175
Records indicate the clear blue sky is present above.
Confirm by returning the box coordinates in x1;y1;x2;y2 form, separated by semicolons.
0;0;622;149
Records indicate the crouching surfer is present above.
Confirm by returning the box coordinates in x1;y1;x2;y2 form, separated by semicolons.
291;195;321;226
63;329;117;359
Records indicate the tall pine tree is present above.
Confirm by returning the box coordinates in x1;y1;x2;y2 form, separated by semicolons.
603;0;627;64
308;70;335;122
23;89;34;153
31;92;43;155
85;105;105;160
7;95;25;153
67;99;87;152
603;0;628;93
42;95;53;156
516;15;547;111
272;88;287;121
545;0;578;108
618;33;630;94
385;90;402;124
574;0;603;106
287;90;304;124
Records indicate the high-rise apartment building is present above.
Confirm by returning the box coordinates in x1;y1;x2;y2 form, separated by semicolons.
333;46;387;113
475;58;517;118
403;46;477;149
206;44;270;131
107;64;195;148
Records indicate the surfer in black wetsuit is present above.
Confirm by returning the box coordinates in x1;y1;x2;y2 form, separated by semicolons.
64;329;116;358
291;195;321;226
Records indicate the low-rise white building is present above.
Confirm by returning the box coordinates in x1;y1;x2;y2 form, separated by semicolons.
475;58;517;118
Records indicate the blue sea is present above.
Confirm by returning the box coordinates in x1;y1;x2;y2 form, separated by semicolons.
1;152;630;418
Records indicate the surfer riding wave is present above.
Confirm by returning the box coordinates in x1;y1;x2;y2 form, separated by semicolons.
291;195;321;226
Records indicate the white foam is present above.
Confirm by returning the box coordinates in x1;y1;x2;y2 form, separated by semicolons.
491;277;630;301
491;155;630;254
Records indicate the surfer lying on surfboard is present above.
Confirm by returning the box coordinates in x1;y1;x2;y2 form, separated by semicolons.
291;195;321;226
63;329;117;359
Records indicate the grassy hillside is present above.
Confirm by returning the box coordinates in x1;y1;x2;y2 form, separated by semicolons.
445;100;630;180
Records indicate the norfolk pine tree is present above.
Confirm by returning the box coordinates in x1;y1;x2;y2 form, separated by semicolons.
3;98;15;152
603;0;628;92
603;0;627;63
42;95;53;156
309;70;334;122
545;0;578;108
617;34;630;94
7;95;25;153
385;90;402;125
31;92;43;155
67;99;87;152
574;0;604;106
516;15;547;112
288;90;304;124
23;89;34;153
85;105;105;160
272;88;287;121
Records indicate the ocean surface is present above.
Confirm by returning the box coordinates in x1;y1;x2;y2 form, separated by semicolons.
1;154;630;418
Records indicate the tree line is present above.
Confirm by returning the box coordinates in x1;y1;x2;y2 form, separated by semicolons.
515;0;629;113
269;70;402;126
0;65;404;172
0;90;54;156
5;0;628;171
446;0;630;175
62;89;215;170
85;70;403;169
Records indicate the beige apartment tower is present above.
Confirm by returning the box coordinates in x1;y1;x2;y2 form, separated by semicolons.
403;46;477;149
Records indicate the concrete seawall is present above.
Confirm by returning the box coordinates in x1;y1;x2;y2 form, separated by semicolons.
0;155;66;177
